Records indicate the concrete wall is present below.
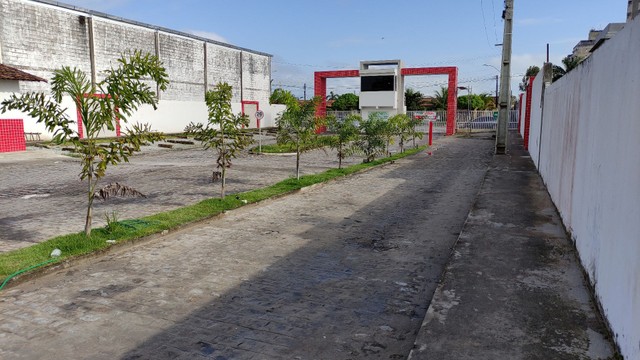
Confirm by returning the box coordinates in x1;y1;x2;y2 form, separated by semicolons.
0;0;273;139
526;16;640;359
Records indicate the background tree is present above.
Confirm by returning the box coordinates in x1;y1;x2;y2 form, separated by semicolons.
519;65;540;92
269;88;298;107
0;51;168;237
457;94;485;110
432;87;448;110
562;55;583;72
478;93;496;110
552;64;566;81
326;114;359;169
326;91;339;101
330;93;359;111
276;96;322;179
353;113;387;163
185;83;251;198
405;88;425;111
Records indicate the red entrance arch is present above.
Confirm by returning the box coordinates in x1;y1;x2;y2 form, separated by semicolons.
314;67;458;135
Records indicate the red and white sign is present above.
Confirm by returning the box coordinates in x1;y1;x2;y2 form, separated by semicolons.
425;111;437;121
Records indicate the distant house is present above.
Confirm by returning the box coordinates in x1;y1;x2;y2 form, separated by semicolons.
628;0;640;22
0;64;47;152
571;23;626;60
572;29;601;59
0;63;46;91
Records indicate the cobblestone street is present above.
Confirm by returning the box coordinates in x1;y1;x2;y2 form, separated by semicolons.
0;135;493;359
0;134;428;252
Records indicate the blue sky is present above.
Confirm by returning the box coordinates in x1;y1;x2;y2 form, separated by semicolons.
59;0;626;98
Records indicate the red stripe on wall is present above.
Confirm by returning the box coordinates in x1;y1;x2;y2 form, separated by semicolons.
0;119;27;152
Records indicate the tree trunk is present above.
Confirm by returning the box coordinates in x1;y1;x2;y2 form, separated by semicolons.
84;173;94;237
221;165;226;199
296;141;300;180
220;127;226;198
338;143;343;169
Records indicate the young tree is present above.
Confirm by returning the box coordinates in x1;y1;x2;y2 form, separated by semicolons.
326;114;359;169
0;51;169;237
276;96;322;180
383;115;402;156
390;114;418;153
185;83;252;198
408;116;425;149
353;113;387;163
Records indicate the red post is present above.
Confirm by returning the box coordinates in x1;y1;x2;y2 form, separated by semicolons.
429;121;433;146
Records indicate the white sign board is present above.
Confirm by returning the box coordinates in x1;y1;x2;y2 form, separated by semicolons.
425;111;437;121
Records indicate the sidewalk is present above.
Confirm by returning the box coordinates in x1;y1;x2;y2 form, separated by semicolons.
409;134;615;359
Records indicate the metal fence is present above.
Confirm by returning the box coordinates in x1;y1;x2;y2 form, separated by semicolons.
455;110;519;130
325;110;519;133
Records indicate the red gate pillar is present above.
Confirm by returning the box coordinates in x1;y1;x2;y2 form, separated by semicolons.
523;76;535;150
446;68;458;136
314;73;327;117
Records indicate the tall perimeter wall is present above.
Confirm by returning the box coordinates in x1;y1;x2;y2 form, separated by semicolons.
526;16;640;359
0;0;277;139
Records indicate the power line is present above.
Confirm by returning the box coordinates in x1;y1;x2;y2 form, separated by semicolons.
480;0;494;48
490;0;499;42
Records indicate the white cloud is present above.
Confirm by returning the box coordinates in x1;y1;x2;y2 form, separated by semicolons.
186;30;228;44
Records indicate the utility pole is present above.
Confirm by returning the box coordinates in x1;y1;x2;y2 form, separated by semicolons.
303;83;307;101
495;0;513;154
494;75;499;109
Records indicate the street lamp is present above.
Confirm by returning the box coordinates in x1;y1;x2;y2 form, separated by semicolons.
483;64;499;109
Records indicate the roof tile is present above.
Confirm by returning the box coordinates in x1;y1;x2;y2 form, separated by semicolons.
0;64;47;82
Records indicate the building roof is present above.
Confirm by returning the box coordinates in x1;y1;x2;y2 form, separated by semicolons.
31;0;272;58
0;64;47;82
591;23;626;52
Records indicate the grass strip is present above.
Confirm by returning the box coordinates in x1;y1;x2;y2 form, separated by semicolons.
0;146;426;281
250;135;336;154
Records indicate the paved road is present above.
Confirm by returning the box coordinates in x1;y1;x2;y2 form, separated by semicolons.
0;135;418;252
0;135;494;359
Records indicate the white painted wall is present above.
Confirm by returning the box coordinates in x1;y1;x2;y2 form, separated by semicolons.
518;93;526;138
527;73;545;167
360;91;397;109
0;90;285;140
527;17;640;359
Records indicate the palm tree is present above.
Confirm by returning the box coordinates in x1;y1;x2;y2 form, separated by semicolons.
433;87;448;110
1;51;168;237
